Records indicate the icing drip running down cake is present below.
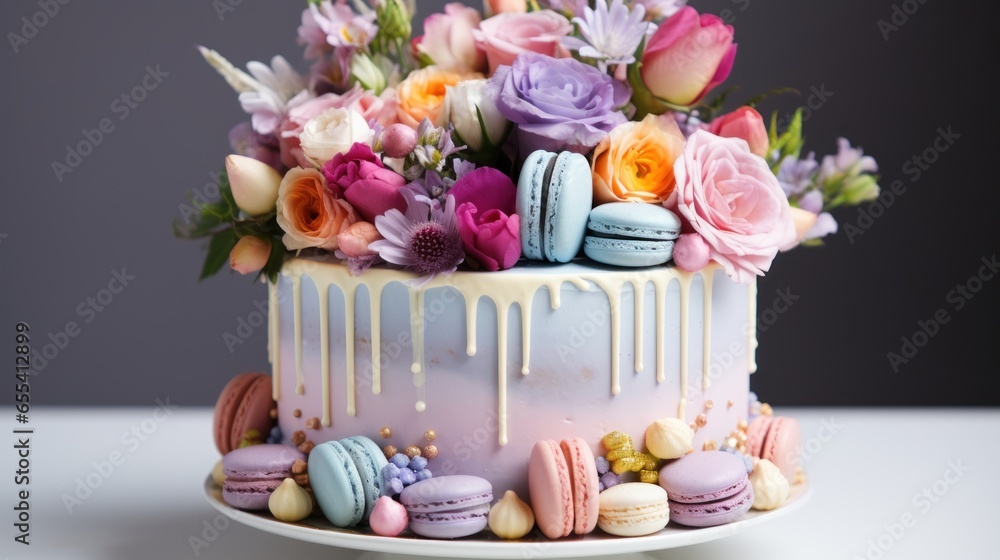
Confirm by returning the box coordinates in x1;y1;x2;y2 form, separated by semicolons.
181;0;880;543
268;260;754;497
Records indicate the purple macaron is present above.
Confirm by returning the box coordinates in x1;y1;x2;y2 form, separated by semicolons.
657;450;754;527
400;475;493;538
222;444;305;510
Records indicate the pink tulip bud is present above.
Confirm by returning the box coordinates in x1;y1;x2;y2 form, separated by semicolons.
708;107;769;157
639;7;737;106
337;221;383;259
225;154;282;216
229;236;271;275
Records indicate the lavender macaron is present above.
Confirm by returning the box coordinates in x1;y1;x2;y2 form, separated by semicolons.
400;475;493;538
222;444;305;510
657;450;754;527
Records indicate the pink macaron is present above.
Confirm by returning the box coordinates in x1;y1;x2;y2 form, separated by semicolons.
213;372;275;455
658;450;754;527
528;438;599;539
746;415;802;482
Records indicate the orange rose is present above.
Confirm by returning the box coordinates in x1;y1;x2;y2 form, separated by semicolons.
592;114;686;204
396;66;480;128
276;167;358;251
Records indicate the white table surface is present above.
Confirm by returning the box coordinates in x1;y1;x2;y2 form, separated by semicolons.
2;407;996;560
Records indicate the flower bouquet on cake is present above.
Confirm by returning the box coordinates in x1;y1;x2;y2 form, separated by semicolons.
176;0;879;285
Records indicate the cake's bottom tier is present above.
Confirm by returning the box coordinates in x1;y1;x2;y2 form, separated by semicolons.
272;267;752;497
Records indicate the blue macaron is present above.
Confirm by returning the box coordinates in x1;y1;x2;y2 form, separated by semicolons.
339;436;388;521
309;436;387;527
516;150;593;263
584;202;681;267
309;440;366;527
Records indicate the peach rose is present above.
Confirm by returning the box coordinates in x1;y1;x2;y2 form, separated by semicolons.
276;167;358;251
396;66;477;128
592;113;687;204
473;10;572;75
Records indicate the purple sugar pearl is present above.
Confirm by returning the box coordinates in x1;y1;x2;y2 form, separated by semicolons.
600;472;621;490
398;467;417;485
410;456;428;471
390;453;410;468
595;456;610;475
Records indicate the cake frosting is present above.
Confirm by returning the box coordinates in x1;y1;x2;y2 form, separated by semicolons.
269;258;753;495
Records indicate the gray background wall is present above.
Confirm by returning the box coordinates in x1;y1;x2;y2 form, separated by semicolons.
1;1;996;406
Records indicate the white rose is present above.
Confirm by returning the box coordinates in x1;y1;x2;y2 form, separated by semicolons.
442;79;507;152
298;107;373;167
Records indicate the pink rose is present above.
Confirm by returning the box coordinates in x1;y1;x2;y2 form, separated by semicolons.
670;130;795;283
640;7;737;106
322;142;407;222
708;106;768;157
473;10;572;75
457;204;521;271
418;4;487;74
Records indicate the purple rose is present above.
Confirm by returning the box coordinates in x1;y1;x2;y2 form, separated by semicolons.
322;142;407;222
486;52;630;157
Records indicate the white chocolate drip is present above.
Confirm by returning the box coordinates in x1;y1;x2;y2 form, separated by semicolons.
271;261;745;447
291;275;304;395
268;280;280;400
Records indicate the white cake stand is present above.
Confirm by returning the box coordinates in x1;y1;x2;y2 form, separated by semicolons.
204;477;811;559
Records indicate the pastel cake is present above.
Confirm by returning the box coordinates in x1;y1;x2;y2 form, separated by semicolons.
268;258;756;496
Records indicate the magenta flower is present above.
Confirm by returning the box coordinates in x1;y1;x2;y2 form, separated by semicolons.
457;205;521;271
449;167;520;271
370;191;465;280
322;142;408;223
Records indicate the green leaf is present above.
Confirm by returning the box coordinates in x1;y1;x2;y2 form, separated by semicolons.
260;235;288;284
200;229;239;280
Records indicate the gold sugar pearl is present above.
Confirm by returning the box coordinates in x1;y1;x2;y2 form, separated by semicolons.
424;429;436;442
602;431;631;450
305;417;321;430
702;440;717;451
405;445;422;459
293;409;302;418
727;400;734;409
695;414;708;428
726;437;739;449
705;400;714;409
606;445;635;461
737;432;748;443
639;470;659;484
382;445;398;459
423;445;439;459
269;408;278;420
737;419;748;431
378;426;392;439
641;453;659;470
761;403;773;416
689;423;697;431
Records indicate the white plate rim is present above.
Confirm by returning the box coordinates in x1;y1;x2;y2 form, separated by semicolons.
204;477;811;559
